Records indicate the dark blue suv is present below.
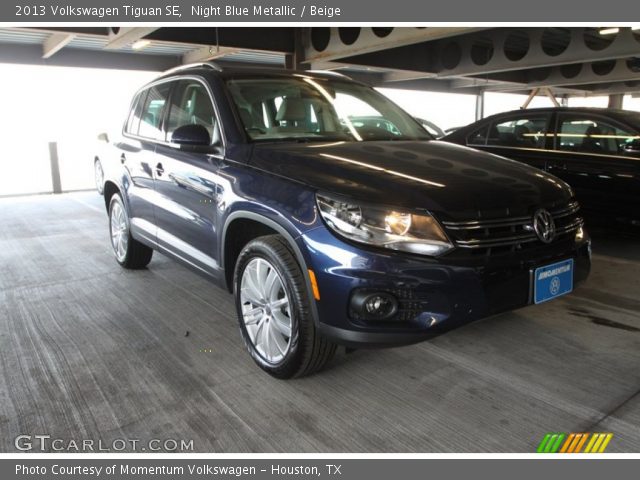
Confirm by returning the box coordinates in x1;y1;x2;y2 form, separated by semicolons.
100;63;591;378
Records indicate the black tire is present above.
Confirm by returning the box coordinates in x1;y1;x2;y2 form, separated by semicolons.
94;158;104;195
108;193;153;269
234;234;336;379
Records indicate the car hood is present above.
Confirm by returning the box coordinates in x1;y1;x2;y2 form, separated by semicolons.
249;140;573;220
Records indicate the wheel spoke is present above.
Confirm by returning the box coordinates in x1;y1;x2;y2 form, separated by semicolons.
264;268;279;300
263;322;272;359
254;319;266;347
241;284;263;306
243;308;263;327
271;309;292;338
242;264;264;305
255;259;269;292
268;323;287;355
270;297;288;309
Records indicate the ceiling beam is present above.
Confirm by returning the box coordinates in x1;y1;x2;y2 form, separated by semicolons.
145;28;295;53
0;43;177;71
104;27;158;50
489;58;640;91
42;33;75;59
303;27;484;65
433;28;640;79
585;84;640;96
318;28;640;84
182;45;241;64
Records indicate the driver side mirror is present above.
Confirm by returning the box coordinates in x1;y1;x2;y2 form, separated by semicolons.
97;132;109;143
171;124;214;152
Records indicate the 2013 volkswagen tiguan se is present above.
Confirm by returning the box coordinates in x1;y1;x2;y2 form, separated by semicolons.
98;63;591;378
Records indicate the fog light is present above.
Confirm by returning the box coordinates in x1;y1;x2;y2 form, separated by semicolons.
350;291;399;321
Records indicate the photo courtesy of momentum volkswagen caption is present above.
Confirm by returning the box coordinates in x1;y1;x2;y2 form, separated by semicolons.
97;62;591;378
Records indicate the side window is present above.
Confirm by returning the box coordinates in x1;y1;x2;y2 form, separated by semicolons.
166;80;218;142
467;123;489;146
556;115;639;156
487;115;549;149
138;83;172;140
125;92;145;135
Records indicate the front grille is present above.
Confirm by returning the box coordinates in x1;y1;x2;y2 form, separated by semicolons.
441;201;583;256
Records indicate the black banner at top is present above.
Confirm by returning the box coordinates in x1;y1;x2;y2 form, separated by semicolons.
4;0;640;22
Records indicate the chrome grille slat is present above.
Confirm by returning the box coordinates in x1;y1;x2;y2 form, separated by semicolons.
456;233;538;248
442;201;580;231
444;202;583;251
442;216;531;230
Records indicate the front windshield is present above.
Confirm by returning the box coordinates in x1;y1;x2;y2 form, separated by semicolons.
225;75;433;142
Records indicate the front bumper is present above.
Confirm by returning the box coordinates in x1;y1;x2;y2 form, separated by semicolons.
299;227;591;347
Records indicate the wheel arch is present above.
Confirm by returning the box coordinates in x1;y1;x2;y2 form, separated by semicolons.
103;181;120;212
221;211;320;328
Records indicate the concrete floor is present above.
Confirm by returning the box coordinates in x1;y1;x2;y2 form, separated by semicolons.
1;192;639;452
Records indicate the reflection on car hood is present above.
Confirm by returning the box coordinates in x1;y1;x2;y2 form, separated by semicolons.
249;140;573;220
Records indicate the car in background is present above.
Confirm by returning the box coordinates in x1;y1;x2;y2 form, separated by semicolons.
97;64;590;378
443;107;640;229
443;126;462;135
414;117;445;138
349;116;444;139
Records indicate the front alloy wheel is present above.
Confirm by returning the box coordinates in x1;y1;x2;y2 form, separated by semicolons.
240;257;293;364
234;235;336;378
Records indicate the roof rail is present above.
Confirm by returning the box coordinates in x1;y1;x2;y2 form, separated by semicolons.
306;69;352;80
162;62;223;76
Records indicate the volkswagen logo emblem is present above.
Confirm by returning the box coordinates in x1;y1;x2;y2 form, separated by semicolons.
533;209;556;244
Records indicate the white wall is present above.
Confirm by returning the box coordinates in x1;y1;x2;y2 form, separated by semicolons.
378;88;476;131
624;95;640;111
483;92;557;117
567;96;609;108
0;64;156;196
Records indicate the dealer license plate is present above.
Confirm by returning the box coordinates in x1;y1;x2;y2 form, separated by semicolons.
533;258;574;304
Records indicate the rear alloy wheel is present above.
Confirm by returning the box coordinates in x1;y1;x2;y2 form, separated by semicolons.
234;235;336;378
108;193;153;269
94;158;104;195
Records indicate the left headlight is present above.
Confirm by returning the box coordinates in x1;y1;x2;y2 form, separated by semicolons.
316;194;453;256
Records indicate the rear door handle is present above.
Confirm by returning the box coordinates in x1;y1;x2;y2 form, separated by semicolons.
155;163;164;176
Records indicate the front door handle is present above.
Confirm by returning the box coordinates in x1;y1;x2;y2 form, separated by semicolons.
155;163;164;176
120;154;126;164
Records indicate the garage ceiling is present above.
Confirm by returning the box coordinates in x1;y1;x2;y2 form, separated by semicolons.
1;26;639;97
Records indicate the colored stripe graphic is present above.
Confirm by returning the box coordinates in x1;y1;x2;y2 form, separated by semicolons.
559;433;575;453
571;433;589;453
597;433;613;453
537;434;552;453
537;433;565;453
537;433;613;453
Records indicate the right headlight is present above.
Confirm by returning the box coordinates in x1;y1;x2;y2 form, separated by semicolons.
316;194;453;256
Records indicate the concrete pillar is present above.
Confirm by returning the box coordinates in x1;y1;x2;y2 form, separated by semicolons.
48;142;62;194
475;91;485;121
608;94;624;109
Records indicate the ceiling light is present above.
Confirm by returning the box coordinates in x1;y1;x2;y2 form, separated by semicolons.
599;27;619;35
131;40;151;50
599;26;640;35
